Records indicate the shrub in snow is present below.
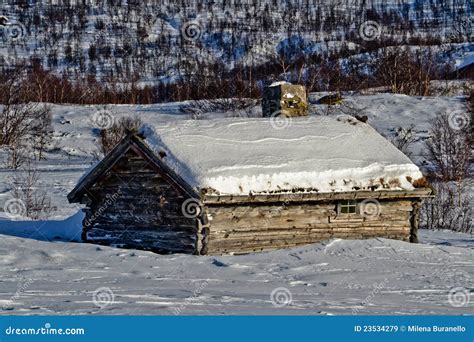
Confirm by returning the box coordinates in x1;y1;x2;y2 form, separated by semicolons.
390;125;417;157
5;142;27;170
421;110;472;233
369;47;440;96
99;116;143;155
425;112;471;182
0;69;53;167
421;181;472;233
8;164;54;220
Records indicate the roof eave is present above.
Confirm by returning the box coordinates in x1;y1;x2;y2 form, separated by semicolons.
202;188;433;205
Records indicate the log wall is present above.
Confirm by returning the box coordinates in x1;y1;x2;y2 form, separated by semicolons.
204;200;415;255
82;148;198;254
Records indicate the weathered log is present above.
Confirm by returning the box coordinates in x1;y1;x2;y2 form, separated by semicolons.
203;189;432;204
410;201;421;243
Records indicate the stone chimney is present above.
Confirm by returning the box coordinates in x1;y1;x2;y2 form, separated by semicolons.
262;81;308;117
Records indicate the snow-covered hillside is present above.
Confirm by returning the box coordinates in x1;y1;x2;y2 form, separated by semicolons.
0;230;472;315
0;1;472;82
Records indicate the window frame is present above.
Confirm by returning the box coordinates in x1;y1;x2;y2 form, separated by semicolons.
337;200;359;216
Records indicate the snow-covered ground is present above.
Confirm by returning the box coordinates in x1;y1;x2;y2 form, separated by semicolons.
0;92;472;315
0;230;472;315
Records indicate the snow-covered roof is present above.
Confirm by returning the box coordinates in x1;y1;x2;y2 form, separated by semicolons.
269;81;291;87
143;115;423;196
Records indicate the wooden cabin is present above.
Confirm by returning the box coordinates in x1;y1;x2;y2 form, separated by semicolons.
68;116;431;255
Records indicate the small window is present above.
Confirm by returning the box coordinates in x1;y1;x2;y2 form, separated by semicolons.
338;200;358;215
